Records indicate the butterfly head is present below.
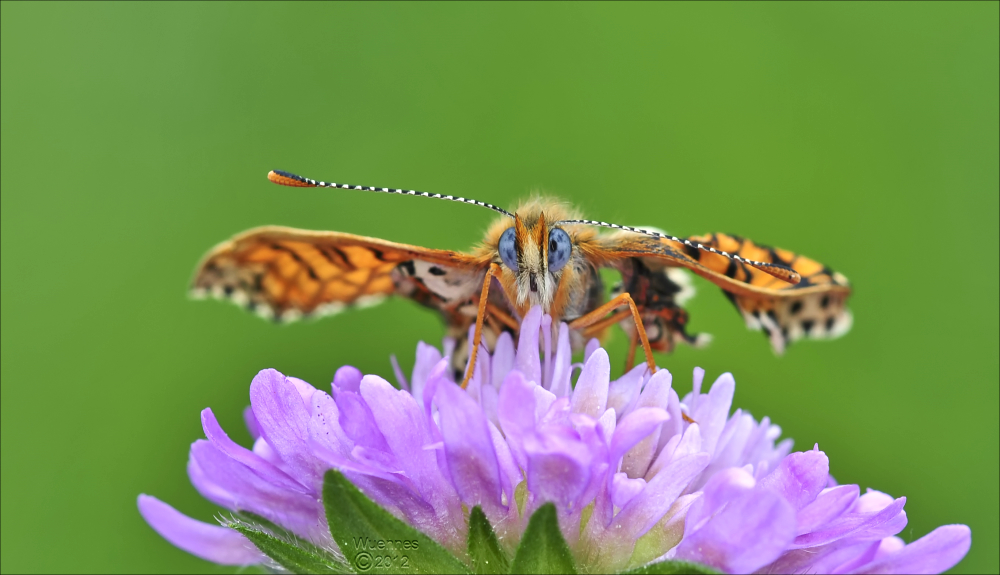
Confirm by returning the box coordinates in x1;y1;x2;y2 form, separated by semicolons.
487;198;586;313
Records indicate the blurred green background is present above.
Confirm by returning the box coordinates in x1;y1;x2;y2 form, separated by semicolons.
1;2;997;573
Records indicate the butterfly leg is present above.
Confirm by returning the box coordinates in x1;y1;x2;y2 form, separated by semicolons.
461;263;503;390
568;292;657;374
580;309;631;339
486;303;519;334
625;330;639;372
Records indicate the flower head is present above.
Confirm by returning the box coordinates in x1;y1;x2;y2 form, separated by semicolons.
139;307;971;574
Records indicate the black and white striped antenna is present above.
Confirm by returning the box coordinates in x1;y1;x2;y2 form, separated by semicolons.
555;218;801;283
268;170;514;219
268;170;797;283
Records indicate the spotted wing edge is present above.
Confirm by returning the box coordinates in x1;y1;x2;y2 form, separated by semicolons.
190;225;488;323
585;234;851;299
583;234;853;354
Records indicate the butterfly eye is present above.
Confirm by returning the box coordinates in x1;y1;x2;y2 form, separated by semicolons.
548;228;572;272
498;227;518;272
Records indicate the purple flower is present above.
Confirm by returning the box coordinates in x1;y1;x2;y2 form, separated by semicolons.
139;307;971;574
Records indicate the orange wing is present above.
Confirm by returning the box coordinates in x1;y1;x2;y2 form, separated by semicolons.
588;232;852;354
191;226;487;322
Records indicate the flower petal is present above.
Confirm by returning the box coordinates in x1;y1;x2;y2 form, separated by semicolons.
758;449;830;511
491;331;516;391
309;437;442;533
287;376;318;404
137;495;264;565
798;484;861;535
335;390;390;454
759;539;877;575
621;370;674;478
487;420;520;509
308;390;358;472
627;493;701;568
571;347;610;418
676;474;797;574
524;425;593;515
360;375;461;519
498;369;538;468
638;367;673;410
684;466;756;535
515;307;543;384
541;313;554;388
390;354;409;391
480;383;501;429
612;472;646;509
410;341;443;401
549;323;574;398
201;408;306;493
332;365;363;394
249;369;323;485
420;358;451;420
793;496;907;549
850;525;971;575
611;407;671;470
434;380;504;515
646;422;703;481
534;385;557;423
690;372;735;456
608;363;647;416
187;440;322;537
612;452;710;541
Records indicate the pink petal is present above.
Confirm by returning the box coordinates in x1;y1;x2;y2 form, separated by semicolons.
676;475;797;574
798;484;861;535
758;449;830;511
611;473;646;509
690;372;735;456
201;408;306;493
571;348;610;418
137;495;264;566
515;307;543;384
491;332;516;391
850;525;971;575
610;407;671;468
607;363;647;417
242;406;261;440
549;323;574;398
249;369;322;484
612;452;710;541
434;380;504;515
409;341;443;401
793;496;907;549
332;365;363;394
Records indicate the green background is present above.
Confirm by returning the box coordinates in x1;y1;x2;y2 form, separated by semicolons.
2;2;997;573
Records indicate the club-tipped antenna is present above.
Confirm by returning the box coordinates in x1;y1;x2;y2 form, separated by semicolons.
555;218;801;284
268;170;514;219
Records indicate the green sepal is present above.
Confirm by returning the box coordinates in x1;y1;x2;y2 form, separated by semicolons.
509;503;577;575
236;511;348;570
322;469;469;574
228;519;351;574
619;559;723;574
467;506;510;574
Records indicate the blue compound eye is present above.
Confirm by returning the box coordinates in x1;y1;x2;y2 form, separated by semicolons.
548;228;572;272
498;227;518;272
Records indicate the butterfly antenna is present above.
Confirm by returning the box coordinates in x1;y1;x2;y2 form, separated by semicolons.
268;170;514;219
555;218;801;284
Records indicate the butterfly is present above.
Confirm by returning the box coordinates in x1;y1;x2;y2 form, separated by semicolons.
192;170;852;387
